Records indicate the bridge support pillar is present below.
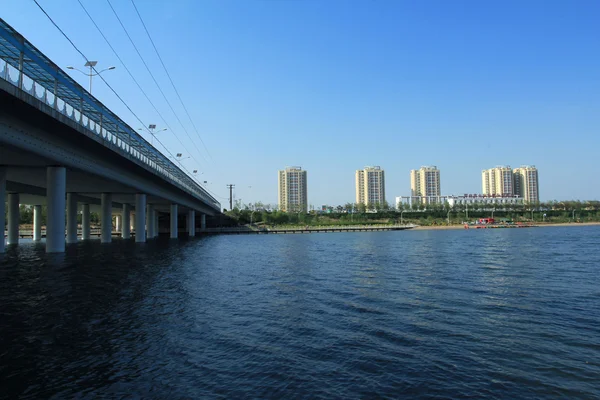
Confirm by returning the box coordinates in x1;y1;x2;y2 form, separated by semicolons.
154;211;159;238
201;214;206;230
170;204;178;239
46;166;66;253
7;193;19;246
188;210;195;237
122;204;131;239
130;213;135;232
33;205;42;241
146;205;155;239
0;168;5;253
115;215;121;233
101;193;112;243
81;204;90;240
135;194;146;243
66;193;78;244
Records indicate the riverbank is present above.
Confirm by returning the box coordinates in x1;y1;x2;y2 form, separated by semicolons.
413;222;600;231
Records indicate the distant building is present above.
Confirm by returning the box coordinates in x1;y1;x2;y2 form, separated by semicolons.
278;166;308;212
395;193;524;209
396;195;448;209
513;165;539;203
447;194;524;208
410;166;441;203
355;166;386;206
482;166;514;196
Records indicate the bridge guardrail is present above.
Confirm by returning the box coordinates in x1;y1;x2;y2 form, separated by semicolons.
0;18;220;211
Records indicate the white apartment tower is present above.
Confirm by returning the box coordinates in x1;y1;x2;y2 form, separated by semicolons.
482;166;514;196
410;166;441;201
513;165;539;203
278;166;308;212
355;166;386;206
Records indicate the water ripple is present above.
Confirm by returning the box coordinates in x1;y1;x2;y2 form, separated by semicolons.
1;227;600;398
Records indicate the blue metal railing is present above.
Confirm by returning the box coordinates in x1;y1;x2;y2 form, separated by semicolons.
0;18;220;211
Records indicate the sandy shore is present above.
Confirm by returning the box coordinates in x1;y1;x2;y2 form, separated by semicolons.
412;222;600;231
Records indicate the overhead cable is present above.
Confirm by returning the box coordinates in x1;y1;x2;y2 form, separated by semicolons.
105;0;209;166
130;0;213;161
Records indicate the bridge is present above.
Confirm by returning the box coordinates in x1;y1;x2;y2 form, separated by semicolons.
0;18;220;253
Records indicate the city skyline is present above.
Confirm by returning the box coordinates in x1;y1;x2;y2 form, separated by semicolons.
2;2;598;206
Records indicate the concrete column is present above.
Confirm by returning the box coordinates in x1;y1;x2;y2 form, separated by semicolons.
33;205;42;241
146;204;155;239
46;166;66;253
188;210;195;237
155;211;159;237
122;204;131;239
0;168;6;253
7;193;19;245
66;193;78;244
135;194;146;243
170;204;178;239
101;193;112;243
81;204;90;240
201;213;206;230
115;215;121;233
130;213;135;232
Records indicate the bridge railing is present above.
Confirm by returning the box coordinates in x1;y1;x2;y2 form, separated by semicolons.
0;18;220;211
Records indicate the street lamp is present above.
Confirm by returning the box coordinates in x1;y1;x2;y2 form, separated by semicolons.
174;153;190;168
138;124;166;146
66;61;115;94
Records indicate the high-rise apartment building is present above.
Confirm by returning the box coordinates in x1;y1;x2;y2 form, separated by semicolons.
278;166;308;212
355;166;386;206
513;165;539;203
482;166;514;196
410;166;441;201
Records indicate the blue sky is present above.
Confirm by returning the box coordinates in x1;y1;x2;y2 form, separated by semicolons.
3;0;600;207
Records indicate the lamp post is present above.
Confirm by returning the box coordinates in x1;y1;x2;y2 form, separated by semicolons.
192;169;204;183
175;153;190;168
138;124;166;146
66;61;115;94
447;209;451;225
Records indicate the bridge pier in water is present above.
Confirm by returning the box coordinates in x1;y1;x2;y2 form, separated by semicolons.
81;204;90;240
146;204;155;239
101;193;112;244
135;194;147;243
7;192;19;246
66;193;78;244
170;204;178;239
201;214;206;231
122;204;131;239
33;205;42;241
188;210;195;237
46;166;66;253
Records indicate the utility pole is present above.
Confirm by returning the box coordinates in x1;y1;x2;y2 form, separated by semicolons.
226;184;235;210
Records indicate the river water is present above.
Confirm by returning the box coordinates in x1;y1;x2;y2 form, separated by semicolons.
0;227;599;399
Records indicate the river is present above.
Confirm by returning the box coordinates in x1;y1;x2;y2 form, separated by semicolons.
0;226;599;398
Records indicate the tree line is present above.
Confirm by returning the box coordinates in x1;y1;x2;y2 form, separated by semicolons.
224;200;600;226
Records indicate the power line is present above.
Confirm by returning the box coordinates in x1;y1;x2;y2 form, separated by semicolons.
30;0;224;201
227;184;235;210
77;0;225;202
76;0;188;162
105;0;209;166
31;0;157;154
130;0;213;162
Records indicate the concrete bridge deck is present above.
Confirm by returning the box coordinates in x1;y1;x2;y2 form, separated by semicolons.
0;17;220;252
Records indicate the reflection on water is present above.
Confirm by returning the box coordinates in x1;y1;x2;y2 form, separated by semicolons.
1;227;600;399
